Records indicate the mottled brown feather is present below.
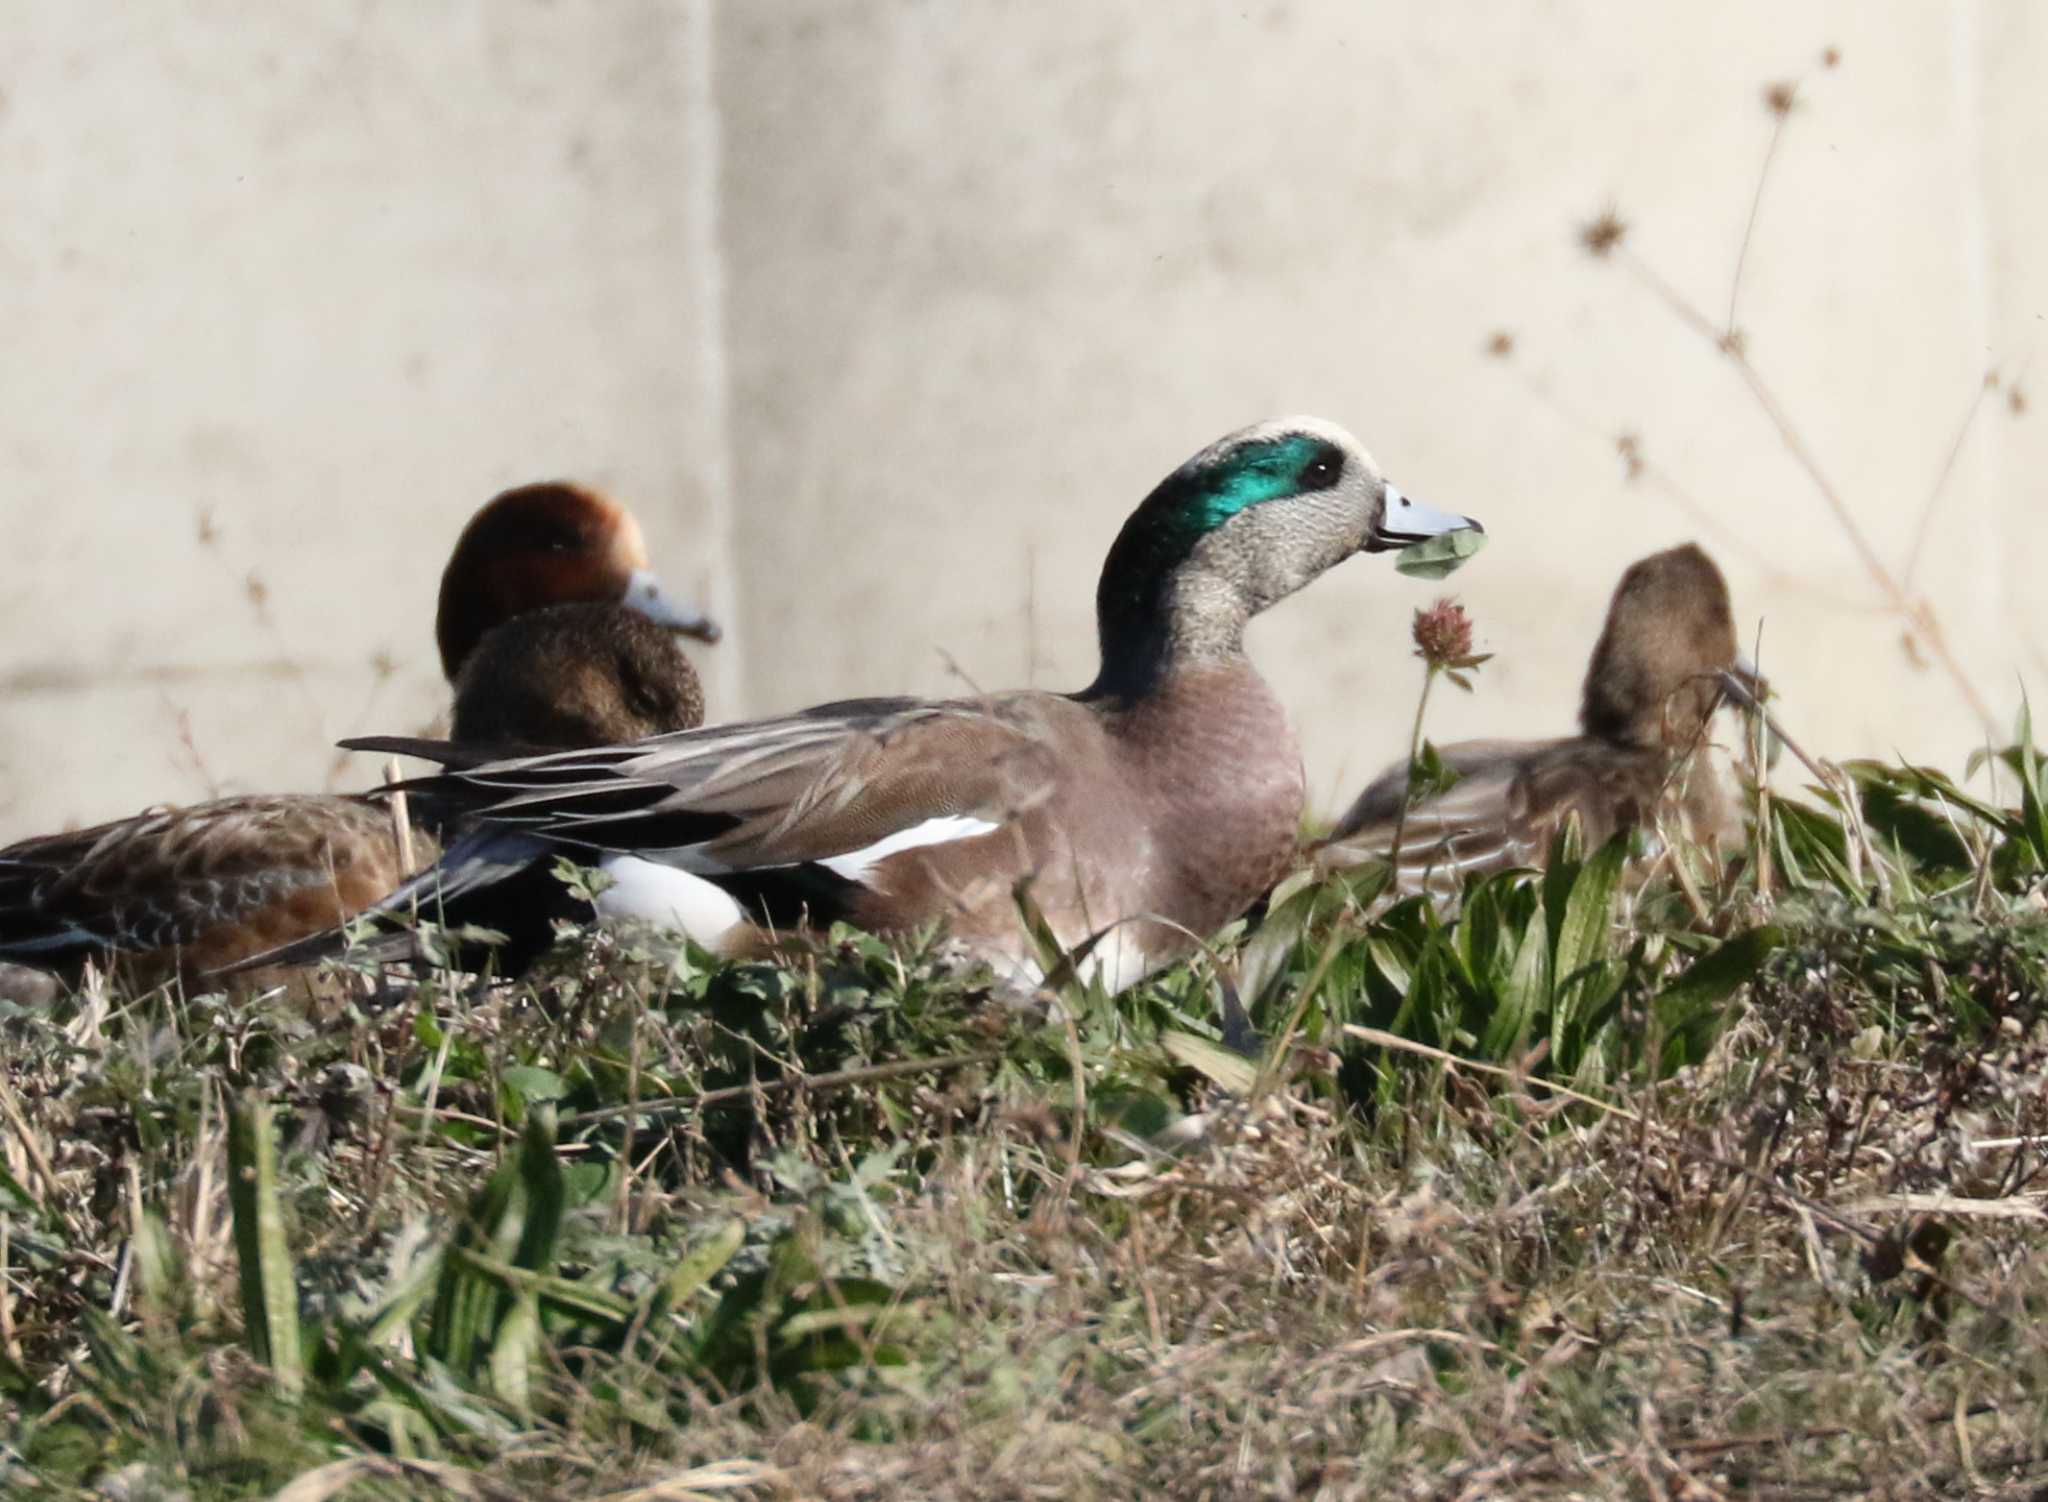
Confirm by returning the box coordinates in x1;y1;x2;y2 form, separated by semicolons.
450;602;706;752
1321;544;1747;891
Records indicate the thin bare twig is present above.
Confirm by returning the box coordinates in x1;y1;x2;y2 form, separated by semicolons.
1901;375;1996;593
1615;245;1996;731
1725;102;1793;336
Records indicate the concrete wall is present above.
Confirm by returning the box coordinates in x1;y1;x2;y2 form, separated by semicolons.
4;1;2042;842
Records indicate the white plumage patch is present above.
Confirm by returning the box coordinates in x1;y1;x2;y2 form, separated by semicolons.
818;815;1002;884
993;927;1161;999
594;854;747;948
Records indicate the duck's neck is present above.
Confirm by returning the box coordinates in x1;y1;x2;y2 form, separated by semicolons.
1085;565;1250;702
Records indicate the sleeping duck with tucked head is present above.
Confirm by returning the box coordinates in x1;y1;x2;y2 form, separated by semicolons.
0;481;717;989
288;416;1484;994
1318;542;1757;892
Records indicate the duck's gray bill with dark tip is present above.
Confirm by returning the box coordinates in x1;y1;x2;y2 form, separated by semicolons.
1720;653;1767;707
1364;484;1484;553
624;567;722;643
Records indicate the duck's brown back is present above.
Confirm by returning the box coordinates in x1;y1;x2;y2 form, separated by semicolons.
0;794;432;988
1320;733;1744;896
0;605;704;991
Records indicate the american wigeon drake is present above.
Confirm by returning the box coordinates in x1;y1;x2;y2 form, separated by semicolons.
0;482;716;988
331;417;1481;992
1317;543;1752;891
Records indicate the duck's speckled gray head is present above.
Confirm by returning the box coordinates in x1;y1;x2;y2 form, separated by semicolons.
1091;416;1481;690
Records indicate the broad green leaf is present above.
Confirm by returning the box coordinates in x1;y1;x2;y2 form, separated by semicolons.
1162;1028;1259;1094
426;1106;561;1377
489;1289;541;1411
227;1093;304;1399
1654;925;1783;1068
1551;834;1628;1039
1486;908;1550;1061
1236;865;1328;1009
501;1065;568;1105
1394;527;1489;579
657;1219;745;1313
2013;697;2048;869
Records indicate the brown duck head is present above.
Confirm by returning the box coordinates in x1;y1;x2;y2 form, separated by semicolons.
434;481;719;681
1578;543;1740;751
450;600;707;752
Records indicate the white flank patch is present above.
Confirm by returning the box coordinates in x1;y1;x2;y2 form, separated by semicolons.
818;815;1002;884
1074;930;1156;995
595;854;747;948
997;927;1160;1000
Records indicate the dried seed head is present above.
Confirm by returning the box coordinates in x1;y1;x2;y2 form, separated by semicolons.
1412;597;1475;669
1580;210;1628;258
1616;432;1645;481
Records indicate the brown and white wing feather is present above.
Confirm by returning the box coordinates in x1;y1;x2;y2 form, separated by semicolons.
0;794;424;974
1318;739;1579;891
355;695;1061;880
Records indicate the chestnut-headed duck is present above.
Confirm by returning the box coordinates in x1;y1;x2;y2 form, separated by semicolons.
1318;543;1753;892
0;482;715;988
318;418;1482;994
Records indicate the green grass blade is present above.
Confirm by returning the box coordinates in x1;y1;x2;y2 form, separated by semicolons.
226;1093;304;1399
1654;925;1784;1070
1485;908;1549;1061
1552;834;1626;991
657;1219;746;1314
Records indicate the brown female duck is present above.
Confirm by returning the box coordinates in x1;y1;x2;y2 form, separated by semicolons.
0;482;715;987
1318;543;1753;891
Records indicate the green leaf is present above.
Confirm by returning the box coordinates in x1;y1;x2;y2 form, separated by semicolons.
489;1288;542;1412
1486;907;1550;1061
1654;925;1783;1067
1395;527;1489;579
655;1219;746;1314
2013;697;2048;870
128;1209;179;1323
1237;864;1329;1010
1550;834;1627;1050
226;1093;304;1399
425;1106;564;1380
501;1066;568;1105
1161;1029;1258;1094
1407;739;1464;803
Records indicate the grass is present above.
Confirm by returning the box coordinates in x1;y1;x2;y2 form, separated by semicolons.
3;730;2048;1500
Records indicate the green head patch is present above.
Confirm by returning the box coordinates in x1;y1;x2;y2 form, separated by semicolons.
1176;433;1346;535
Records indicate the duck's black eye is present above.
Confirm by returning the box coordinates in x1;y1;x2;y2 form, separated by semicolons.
1298;444;1344;492
530;521;587;554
